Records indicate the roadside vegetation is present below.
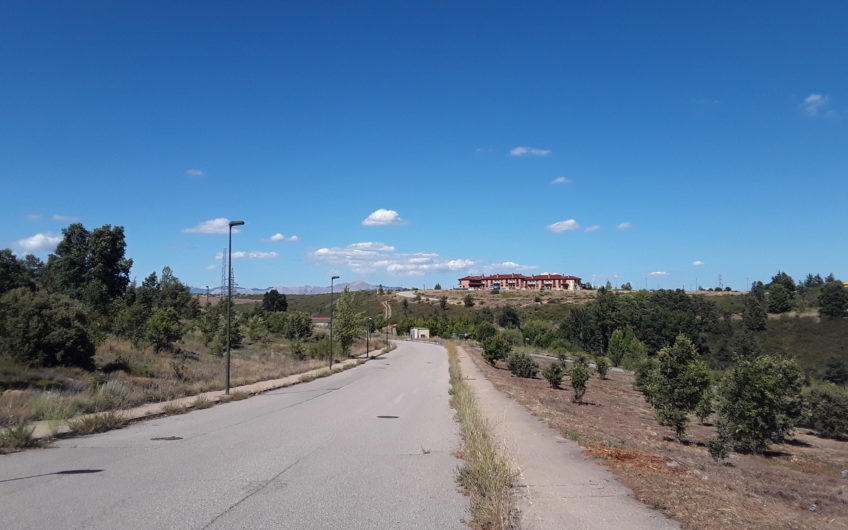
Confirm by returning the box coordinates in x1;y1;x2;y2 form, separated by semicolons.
0;223;385;438
447;342;516;530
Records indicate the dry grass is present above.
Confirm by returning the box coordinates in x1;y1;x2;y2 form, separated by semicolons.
68;411;127;435
0;423;41;453
192;395;213;409
219;391;250;403
0;336;326;430
467;346;848;530
447;343;517;529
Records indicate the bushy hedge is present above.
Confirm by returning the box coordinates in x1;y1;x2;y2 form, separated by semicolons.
0;288;95;368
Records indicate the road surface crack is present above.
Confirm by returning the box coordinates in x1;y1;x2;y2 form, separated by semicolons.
202;457;303;529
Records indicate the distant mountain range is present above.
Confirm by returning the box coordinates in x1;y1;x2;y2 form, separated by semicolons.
190;280;404;296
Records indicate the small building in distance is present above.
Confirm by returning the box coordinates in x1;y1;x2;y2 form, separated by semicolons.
458;273;581;291
410;327;430;340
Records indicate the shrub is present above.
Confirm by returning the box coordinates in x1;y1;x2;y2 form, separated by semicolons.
506;352;538;378
0;288;95;369
0;422;40;452
804;384;848;439
480;334;512;366
695;386;714;424
542;362;564;388
145;307;184;353
463;294;474;307
709;355;803;458
639;334;710;441
69;411;127;434
569;356;591;403
595;357;609;380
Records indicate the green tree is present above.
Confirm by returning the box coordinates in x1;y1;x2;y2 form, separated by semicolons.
766;283;792;313
44;223;133;314
145;307;184;353
285;311;314;342
819;281;848;319
262;289;288;312
480;333;512;365
506;352;539;378
606;329;646;368
402;297;409;315
769;271;796;294
595;357;609;380
474;321;497;341
439;295;448;310
498;306;521;329
804;384;848;439
463;294;474;307
620;282;632;291
434;283;442;290
0;288;95;368
334;289;364;355
709;355;803;457
197;303;222;346
0;249;35;294
542;361;564;388
244;314;269;344
378;284;384;295
640;334;710;440
569;356;591;403
742;290;767;331
823;356;848;386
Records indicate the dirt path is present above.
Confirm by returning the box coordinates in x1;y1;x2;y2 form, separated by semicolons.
382;299;392;320
456;345;679;529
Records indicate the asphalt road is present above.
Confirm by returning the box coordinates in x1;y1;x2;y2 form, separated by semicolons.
0;341;467;529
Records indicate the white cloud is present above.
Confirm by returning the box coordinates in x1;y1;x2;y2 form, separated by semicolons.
16;232;61;252
649;271;669;276
585;225;601;233
802;93;831;116
362;208;404;226
547;219;580;232
510;146;551;157
268;233;298;242
183;218;240;234
52;214;79;222
216;251;279;260
310;241;475;277
485;261;538;272
26;213;42;222
551;176;572;184
617;222;633;229
692;260;705;266
186;169;204;177
205;264;216;270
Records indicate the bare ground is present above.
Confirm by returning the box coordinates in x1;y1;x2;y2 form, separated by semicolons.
466;346;848;530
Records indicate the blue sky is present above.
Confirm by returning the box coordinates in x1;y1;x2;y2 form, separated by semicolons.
2;1;845;290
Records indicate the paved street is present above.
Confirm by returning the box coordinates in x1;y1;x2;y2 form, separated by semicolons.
0;341;467;529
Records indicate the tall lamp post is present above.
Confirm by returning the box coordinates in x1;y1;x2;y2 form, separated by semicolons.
329;275;340;370
366;317;373;359
226;219;245;395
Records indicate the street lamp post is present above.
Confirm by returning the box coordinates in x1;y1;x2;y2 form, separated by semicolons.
226;220;245;395
329;275;340;370
366;317;373;359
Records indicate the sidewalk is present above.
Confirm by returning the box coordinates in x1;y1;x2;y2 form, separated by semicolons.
27;351;383;440
456;345;679;530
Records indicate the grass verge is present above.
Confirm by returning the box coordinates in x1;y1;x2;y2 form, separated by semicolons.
447;342;517;529
0;423;42;453
68;411;127;435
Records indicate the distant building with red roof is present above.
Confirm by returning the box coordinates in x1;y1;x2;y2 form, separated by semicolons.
457;273;581;291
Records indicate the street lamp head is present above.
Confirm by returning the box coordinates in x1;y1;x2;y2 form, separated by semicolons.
229;220;245;227
331;275;340;280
